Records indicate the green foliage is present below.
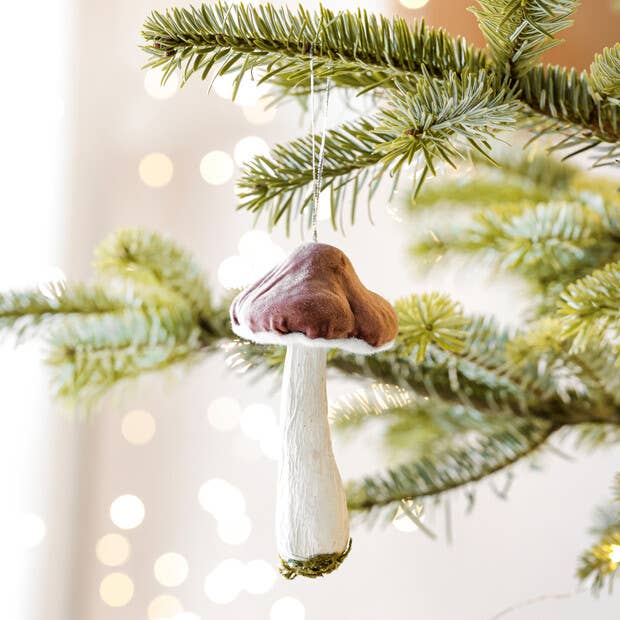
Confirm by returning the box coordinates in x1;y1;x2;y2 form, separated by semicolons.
439;201;620;280
0;229;230;405
346;416;555;515
411;152;620;308
0;285;126;341
519;64;620;165
557;261;620;358
48;307;204;404
578;474;620;593
411;147;578;210
142;2;487;97
471;0;576;77
238;71;517;229
141;1;620;230
590;44;620;101
395;292;469;362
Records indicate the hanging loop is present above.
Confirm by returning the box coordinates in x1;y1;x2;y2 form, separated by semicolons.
309;44;331;243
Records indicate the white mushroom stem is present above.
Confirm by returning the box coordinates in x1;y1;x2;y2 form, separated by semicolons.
276;344;350;563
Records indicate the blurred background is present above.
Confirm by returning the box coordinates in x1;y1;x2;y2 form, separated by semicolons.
2;0;620;619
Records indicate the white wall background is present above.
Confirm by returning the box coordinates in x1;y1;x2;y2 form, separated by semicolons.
2;1;619;619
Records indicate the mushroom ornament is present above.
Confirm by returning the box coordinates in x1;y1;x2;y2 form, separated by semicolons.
230;242;398;578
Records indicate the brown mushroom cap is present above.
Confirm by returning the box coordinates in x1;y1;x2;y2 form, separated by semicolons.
230;242;398;354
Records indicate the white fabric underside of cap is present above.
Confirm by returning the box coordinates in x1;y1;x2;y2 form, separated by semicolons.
231;321;395;355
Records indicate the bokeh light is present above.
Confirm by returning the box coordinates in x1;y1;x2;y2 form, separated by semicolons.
258;424;280;461
237;230;272;257
207;396;242;432
121;409;156;445
243;560;277;594
96;533;130;567
19;512;46;549
233;135;270;166
610;544;620;563
109;494;145;530
399;0;430;8
154;552;189;587
242;98;277;125
198;478;246;520
270;596;306;620
216;514;252;545
144;68;179;99
139;152;174;188
213;73;268;106
199;150;234;185
217;255;252;290
204;558;245;604
218;230;286;290
99;573;134;607
240;403;277;441
148;594;183;620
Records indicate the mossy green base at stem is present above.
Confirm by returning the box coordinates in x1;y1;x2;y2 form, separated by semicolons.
279;539;352;579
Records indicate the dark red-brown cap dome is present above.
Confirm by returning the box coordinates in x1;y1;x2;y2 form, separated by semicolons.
230;243;398;354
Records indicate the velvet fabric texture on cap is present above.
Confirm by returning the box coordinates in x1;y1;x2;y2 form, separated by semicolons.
230;242;398;354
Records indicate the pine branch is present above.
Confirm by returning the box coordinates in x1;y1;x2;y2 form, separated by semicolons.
230;315;529;416
330;384;544;462
0;285;129;341
238;70;517;228
557;260;620;356
94;228;223;330
519;64;620;165
141;2;488;97
346;416;555;514
416;201;620;294
590;44;620;102
506;318;620;406
141;1;620;209
47;306;207;404
0;229;233;404
578;474;620;593
395;292;469;362
410;146;577;209
471;0;577;78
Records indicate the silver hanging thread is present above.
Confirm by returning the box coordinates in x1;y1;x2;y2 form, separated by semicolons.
309;45;332;243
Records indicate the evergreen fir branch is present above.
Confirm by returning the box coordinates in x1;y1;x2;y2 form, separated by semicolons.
578;531;620;593
578;474;620;593
395;292;469;362
94;229;217;319
590;44;620;102
232;309;620;427
330;384;543;464
0;285;129;341
471;0;577;78
330;383;416;430
416;201;620;288
410;147;577;209
519;64;620;165
141;2;488;97
506;318;620;406
238;71;517;228
570;423;620;450
233;313;535;419
557;260;620;355
46;306;207;404
411;175;552;209
346;416;555;514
